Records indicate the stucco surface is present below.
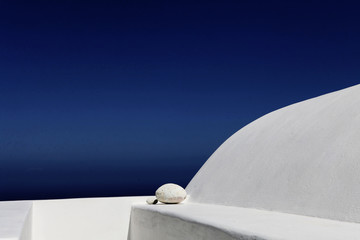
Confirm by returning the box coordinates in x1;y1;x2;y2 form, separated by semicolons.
0;201;32;240
186;84;360;223
129;203;360;240
32;196;148;240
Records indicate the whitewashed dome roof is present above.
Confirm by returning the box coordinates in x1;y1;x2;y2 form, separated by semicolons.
186;84;360;223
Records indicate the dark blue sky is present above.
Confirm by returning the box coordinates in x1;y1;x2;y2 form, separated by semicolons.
0;1;359;200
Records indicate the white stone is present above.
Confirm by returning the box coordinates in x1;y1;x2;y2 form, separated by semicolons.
146;196;158;205
155;183;187;204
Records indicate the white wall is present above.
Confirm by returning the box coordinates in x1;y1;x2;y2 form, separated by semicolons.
0;201;32;240
32;196;148;240
20;207;32;240
187;84;360;223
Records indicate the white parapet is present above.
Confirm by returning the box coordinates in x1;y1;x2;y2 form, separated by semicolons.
0;201;32;240
129;203;360;240
0;197;150;240
32;196;148;240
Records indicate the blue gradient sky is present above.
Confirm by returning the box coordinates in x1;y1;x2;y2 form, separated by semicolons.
0;1;359;200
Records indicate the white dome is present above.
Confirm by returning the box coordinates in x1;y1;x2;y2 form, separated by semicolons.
186;84;360;223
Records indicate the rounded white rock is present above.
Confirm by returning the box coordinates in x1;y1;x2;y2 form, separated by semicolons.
146;196;158;205
155;183;187;204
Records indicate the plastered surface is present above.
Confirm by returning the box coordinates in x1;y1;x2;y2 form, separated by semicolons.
0;201;32;240
187;84;360;223
129;203;360;240
32;196;148;240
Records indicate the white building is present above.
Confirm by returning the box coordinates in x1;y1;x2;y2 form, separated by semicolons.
2;84;360;240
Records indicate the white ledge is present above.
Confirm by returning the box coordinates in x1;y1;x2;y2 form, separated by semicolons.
129;203;360;240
